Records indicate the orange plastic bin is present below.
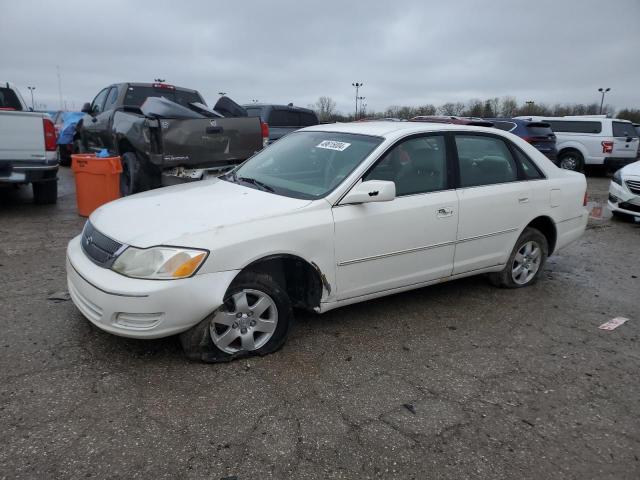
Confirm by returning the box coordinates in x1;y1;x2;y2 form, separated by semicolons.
71;154;122;217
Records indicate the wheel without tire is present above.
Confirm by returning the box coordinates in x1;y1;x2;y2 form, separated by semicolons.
558;151;583;172
489;227;548;288
32;181;57;204
180;273;293;362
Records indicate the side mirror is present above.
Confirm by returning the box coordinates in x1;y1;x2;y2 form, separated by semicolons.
81;102;92;114
340;180;396;205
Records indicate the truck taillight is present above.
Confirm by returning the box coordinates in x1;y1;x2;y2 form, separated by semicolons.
43;118;57;151
601;141;613;154
261;122;269;147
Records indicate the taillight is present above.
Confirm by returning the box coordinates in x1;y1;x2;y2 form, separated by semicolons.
43;118;57;151
583;191;588;206
601;141;613;154
261;121;269;147
152;83;175;90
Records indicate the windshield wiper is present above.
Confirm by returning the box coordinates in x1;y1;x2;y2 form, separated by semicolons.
238;176;275;193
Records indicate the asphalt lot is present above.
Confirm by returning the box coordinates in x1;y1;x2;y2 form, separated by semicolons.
1;168;639;480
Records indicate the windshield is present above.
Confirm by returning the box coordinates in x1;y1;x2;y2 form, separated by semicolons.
225;131;383;199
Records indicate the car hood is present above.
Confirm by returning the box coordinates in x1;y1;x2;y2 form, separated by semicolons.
89;178;313;247
622;160;640;178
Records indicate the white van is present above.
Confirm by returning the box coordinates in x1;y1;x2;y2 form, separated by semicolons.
515;116;639;171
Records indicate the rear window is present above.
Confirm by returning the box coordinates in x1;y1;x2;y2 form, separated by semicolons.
492;121;516;132
545;120;602;134
300;112;318;126
525;123;554;138
612;121;638;138
268;110;300;127
245;107;264;119
0;87;23;110
123;86;203;108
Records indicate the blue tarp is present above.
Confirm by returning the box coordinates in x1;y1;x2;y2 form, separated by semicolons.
56;112;84;145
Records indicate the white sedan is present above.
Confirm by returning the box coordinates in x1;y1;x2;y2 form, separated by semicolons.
608;160;640;219
66;122;588;362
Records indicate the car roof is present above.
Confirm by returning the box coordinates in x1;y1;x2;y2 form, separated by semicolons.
242;103;316;114
301;121;501;139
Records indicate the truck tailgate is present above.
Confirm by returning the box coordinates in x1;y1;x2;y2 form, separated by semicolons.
0;111;45;162
157;117;262;168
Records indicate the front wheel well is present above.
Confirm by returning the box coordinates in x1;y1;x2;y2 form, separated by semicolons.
231;255;326;311
558;147;584;159
526;216;557;255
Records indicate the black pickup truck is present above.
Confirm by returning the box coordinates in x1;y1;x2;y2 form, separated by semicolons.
75;83;267;195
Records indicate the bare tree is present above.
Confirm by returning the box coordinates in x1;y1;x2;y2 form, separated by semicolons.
500;96;518;117
314;96;337;122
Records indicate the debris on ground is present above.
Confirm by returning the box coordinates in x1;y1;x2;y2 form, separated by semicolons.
403;403;416;414
47;291;70;302
599;317;629;331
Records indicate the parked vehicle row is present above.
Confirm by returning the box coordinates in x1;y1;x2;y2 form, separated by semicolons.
516;115;639;172
0;81;59;204
66;121;588;361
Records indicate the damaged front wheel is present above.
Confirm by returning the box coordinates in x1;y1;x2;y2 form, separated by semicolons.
179;273;293;362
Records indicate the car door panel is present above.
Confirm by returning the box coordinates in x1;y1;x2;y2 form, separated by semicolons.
333;190;459;300
453;183;532;274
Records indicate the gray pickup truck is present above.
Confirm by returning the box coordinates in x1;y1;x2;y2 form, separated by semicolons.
0;82;59;204
75;83;267;195
243;103;318;144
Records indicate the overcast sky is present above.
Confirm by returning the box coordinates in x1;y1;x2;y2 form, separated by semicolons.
2;0;638;114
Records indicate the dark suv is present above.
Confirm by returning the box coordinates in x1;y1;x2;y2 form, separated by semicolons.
487;118;557;163
243;104;318;143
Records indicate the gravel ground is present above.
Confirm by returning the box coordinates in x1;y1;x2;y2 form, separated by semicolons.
1;168;639;480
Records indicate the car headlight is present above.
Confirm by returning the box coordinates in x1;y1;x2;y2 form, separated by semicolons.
612;169;623;185
112;246;208;280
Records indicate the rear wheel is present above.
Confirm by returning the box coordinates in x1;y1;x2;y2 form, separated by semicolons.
489;228;548;288
180;273;293;362
558;150;584;172
32;181;57;205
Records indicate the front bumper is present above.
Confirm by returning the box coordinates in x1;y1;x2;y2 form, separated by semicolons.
66;235;239;339
608;180;640;216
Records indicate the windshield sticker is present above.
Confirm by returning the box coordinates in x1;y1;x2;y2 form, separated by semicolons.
316;140;351;151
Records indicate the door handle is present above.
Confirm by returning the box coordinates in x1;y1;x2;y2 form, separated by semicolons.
518;197;530;203
437;207;454;218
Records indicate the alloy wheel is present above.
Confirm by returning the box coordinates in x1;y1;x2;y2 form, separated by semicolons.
560;156;578;170
511;241;542;285
210;289;278;354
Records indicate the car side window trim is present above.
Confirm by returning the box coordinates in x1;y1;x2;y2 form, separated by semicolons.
361;132;453;196
450;131;528;188
506;142;547;180
91;87;110;114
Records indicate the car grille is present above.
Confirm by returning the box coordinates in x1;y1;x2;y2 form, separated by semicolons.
618;202;640;214
625;179;640;195
81;221;124;268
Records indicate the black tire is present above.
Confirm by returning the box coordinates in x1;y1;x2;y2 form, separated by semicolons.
488;227;548;289
58;146;72;167
558;150;584;172
120;152;142;196
180;273;293;363
32;181;57;205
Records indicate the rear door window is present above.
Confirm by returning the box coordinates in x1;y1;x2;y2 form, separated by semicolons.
300;112;318;126
545;120;602;134
612;121;638;138
245;107;264;119
0;87;23;110
512;148;544;180
525;123;554;138
455;135;519;187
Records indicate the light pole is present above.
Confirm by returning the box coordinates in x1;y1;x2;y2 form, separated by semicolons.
27;86;36;110
352;82;363;119
525;100;535;115
357;96;366;119
218;91;227;96
598;87;610;115
154;78;166;83
251;99;259;103
361;102;367;118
